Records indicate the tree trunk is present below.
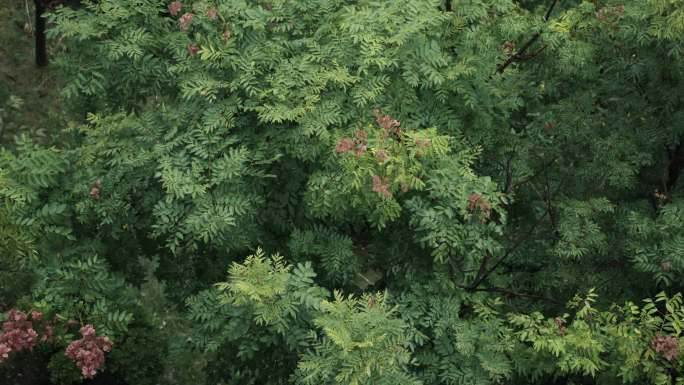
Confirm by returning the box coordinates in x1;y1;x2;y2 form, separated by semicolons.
35;0;48;67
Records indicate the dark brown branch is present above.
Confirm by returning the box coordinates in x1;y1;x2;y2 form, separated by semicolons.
543;0;559;20
467;208;551;290
503;152;515;194
519;44;548;61
496;0;559;74
497;33;540;73
509;156;558;192
666;141;684;193
469;286;563;305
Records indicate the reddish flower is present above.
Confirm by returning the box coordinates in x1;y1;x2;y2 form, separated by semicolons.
651;334;680;362
0;309;39;361
8;309;25;322
89;180;102;200
375;149;389;163
30;311;43;321
376;114;400;131
41;325;53;343
335;138;354;154
415;138;431;148
179;12;194;31
168;1;182;16
467;194;481;210
81;324;96;338
372;175;392;198
0;343;9;362
187;42;199;56
661;261;673;272
65;325;113;379
654;190;668;201
222;29;232;41
554;317;566;335
206;7;218;20
355;130;368;142
467;193;491;217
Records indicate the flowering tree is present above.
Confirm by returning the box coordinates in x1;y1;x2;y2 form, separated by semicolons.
2;0;684;383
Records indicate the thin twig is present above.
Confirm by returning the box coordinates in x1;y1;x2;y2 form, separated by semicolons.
469;286;563;305
496;0;559;74
467;207;551;290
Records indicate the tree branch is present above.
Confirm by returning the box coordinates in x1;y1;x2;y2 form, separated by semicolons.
496;0;559;74
467;208;551;290
666;141;684;193
469;285;563;305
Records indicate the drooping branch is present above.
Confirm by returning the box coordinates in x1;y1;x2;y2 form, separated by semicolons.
496;0;559;74
469;286;563;305
466;208;550;291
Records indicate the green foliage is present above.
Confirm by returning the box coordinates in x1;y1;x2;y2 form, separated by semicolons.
2;0;684;383
30;256;135;340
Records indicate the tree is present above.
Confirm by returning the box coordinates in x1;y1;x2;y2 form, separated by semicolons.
2;0;684;383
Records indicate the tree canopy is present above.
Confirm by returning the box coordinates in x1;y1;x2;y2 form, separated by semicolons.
2;0;684;384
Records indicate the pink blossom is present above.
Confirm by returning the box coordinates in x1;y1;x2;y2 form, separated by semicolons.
0;344;10;362
8;309;25;323
375;150;389;163
206;7;218;20
415;138;431;148
65;325;113;379
376;115;400;131
187;42;199;56
467;193;491;218
41;325;53;343
168;1;182;16
30;311;43;321
81;324;96;338
90;180;102;200
335;138;354;153
372;175;391;198
652;334;680;361
0;309;39;361
222;29;232;41
179;12;194;31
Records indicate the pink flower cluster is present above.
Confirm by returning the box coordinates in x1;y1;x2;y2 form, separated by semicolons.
0;310;40;362
372;175;391;198
335;130;368;157
651;334;679;362
206;7;218;20
335;138;353;153
179;12;194;31
467;193;492;218
65;325;113;379
373;108;401;140
187;42;199;56
375;149;389;163
168;1;182;16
